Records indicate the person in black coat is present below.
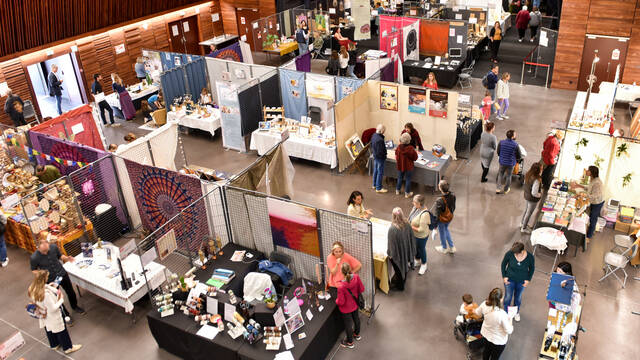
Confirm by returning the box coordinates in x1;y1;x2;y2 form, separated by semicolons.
47;65;64;115
91;74;115;127
370;124;387;193
3;89;26;126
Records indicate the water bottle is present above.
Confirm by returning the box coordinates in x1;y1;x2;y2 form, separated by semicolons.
283;296;289;315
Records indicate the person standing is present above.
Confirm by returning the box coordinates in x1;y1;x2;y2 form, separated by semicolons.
35;165;62;184
489;22;503;62
327;241;362;288
48;65;64;115
496;130;522;194
347;191;373;219
326;51;340;76
371;124;388;193
521;163;543;233
30;238;86;320
387;207;416;290
28;270;82;354
336;263;365;349
432;180;457;254
570;166;604;243
3;89;26;126
134;57;147;81
529;7;542;42
296;21;310;55
480;121;498;183
486;65;499;115
516;6;531;42
540;130;563;190
339;45;350;77
91;74;116;127
496;73;511;120
395;133;418;198
409;194;431;275
347;42;358;78
401;122;424;151
111;73;136;120
0;212;7;267
474;288;514;359
501;241;535;322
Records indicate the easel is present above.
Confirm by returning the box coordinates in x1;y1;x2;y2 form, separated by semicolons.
346;144;371;175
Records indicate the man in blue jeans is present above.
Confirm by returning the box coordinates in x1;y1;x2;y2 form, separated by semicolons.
486;64;499;115
48;64;64;115
496;129;522;194
432;180;457;254
370;124;388;193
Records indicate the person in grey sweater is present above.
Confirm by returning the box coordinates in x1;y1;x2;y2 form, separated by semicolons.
529;7;542;42
387;207;416;290
480;121;498;182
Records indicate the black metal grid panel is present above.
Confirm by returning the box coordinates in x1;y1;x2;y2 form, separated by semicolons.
224;187;256;250
242;193;275;257
202;182;231;247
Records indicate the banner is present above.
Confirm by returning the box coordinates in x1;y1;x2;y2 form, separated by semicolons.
408;87;426;114
216;82;245;151
429;91;448;118
210;42;243;62
5;135;89;168
305;73;335;100
336;77;366;101
279;69;308;122
352;0;371;40
403;21;420;61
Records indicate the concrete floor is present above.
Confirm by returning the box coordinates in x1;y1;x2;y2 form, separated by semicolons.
2;79;639;360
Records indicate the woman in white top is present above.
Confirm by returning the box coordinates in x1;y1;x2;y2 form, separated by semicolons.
570;165;604;242
28;270;82;354
338;45;350;77
347;190;372;219
496;72;510;120
474;288;514;360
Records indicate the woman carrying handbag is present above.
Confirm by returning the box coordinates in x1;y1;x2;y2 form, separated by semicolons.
336;262;365;349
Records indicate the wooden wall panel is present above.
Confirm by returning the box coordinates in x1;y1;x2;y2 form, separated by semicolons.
210;3;225;35
153;20;171;51
220;0;275;36
551;0;590;90
221;0;240;35
586;0;636;37
0;60;34;126
622;2;640;83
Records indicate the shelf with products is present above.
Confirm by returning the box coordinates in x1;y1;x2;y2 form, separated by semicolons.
262;106;285;121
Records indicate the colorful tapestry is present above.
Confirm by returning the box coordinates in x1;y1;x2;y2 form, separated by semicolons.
29;105;104;150
29;132;107;175
267;198;320;257
124;159;208;252
211;42;244;62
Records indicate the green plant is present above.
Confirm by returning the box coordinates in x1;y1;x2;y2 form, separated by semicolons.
262;34;278;48
616;143;629;158
593;154;604;168
576;138;589;147
574;154;582;161
622;173;633;187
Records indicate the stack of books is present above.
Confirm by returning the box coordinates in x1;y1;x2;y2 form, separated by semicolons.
619;207;635;223
211;268;235;284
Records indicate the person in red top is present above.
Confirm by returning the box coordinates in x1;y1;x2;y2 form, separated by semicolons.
540;130;564;190
327;241;362;288
401;122;424;150
336;262;365;349
516;6;531;42
422;72;438;90
395;133;419;198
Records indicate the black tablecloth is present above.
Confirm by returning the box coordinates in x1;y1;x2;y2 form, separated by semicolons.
533;195;586;256
455;119;483;156
402;58;465;89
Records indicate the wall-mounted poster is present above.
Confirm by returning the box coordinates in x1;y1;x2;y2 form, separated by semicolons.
267;198;320;257
408;87;426;114
429;91;448;118
380;84;398;111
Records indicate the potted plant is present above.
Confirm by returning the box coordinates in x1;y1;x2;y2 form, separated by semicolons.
264;287;276;309
179;276;188;292
262;34;278;50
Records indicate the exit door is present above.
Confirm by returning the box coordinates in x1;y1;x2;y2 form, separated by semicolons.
168;16;201;54
577;35;629;92
236;8;260;50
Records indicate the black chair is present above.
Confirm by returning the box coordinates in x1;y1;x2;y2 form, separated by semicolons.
308;106;322;125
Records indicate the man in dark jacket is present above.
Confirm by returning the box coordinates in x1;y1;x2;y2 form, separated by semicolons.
47;64;64;115
496;129;522;194
486;64;499;115
370;124;388;193
432;179;457;254
3;89;26;126
91;74;115;127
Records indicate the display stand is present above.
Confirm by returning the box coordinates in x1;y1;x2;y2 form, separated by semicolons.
454;94;481;159
263;107;285;121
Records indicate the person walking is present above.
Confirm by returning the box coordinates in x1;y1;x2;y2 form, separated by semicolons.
371;124;388;193
47;65;64;115
336;262;365;349
432;180;457;254
395;133;418;198
296;21;310;55
0;212;7;267
111;73;136;120
516;6;531;42
501;242;535;322
485;64;499;115
473;288;514;359
480;121;498;183
496;73;511;120
28;270;82;354
347;42;358;78
540;130;564;190
339;45;349;77
529;6;542;42
387;207;416;290
520;162;543;233
3;89;26;126
91;74;116;127
489;22;503;62
409;194;432;275
496;130;522;194
570;165;604;243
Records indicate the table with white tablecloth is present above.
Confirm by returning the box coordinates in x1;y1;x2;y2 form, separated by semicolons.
530;227;568;275
599;81;640;103
167;109;221;136
371;217;392;294
105;83;160;111
63;245;166;313
249;130;337;168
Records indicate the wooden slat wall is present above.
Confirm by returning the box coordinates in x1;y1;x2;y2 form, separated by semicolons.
220;0;276;36
0;60;34;126
551;0;590;89
586;0;636;37
622;2;640;83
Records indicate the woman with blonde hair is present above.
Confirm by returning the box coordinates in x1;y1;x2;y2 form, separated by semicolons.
387;207;416;290
338;45;349;76
326;241;362;288
111;73;136;120
28;270;82;354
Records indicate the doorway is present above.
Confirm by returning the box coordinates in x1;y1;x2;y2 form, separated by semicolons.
26;53;86;119
236;8;260;51
577;35;629;92
168;16;201;54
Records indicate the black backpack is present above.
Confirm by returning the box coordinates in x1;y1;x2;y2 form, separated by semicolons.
482;74;489;88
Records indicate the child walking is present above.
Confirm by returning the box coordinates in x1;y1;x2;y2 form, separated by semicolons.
481;90;493;121
496;72;511;120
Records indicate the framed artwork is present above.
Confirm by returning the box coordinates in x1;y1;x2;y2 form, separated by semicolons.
408;87;427;114
267;198;320;257
429;90;448;118
284;311;305;334
379;84;398;111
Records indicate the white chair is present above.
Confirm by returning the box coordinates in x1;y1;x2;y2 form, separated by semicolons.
612;234;634;254
599;238;639;288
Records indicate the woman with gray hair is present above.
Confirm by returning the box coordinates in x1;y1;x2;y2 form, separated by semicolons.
409;194;432;275
370;124;388;193
432;179;457;254
387;207;416;290
395;132;418;198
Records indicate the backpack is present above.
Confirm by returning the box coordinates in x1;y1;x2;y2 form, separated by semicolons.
482;74;488;88
26;302;47;319
296;29;306;43
438;197;454;223
416;209;437;230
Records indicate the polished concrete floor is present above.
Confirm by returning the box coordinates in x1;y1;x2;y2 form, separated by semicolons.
2;79;639;360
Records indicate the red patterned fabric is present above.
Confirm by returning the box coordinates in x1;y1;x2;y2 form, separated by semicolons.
29;105;104;150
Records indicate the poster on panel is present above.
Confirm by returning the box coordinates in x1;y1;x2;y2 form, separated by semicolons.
429;91;448;118
266;198;320;257
408;87;427;114
306;73;335;100
352;0;371;40
380;84;398;111
216;82;245;151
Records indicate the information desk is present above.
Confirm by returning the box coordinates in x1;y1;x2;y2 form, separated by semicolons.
250;130;338;169
167;108;221;137
403;58;465;89
370;150;451;192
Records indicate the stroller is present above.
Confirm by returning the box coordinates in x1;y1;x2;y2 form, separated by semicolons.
497;144;527;186
453;314;484;359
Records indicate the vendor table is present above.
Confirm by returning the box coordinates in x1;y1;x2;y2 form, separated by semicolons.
371;217;391;294
402;57;465;89
264;41;298;57
64;244;166;313
250;130;338;169
4;217;36;253
599;81;640;103
105;83;160;113
200;35;239;53
533;193;586;256
567;91;611;135
531;227;568;275
370;150;451;192
57;220;94;256
167;109;221;137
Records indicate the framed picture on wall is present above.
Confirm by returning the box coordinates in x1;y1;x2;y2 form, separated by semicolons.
429;90;448;118
380;84;398;111
408;87;426;114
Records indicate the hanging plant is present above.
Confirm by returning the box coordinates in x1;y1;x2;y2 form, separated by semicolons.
576;138;589;147
593;154;604;168
616;143;629;158
574;154;582;161
622;173;633;187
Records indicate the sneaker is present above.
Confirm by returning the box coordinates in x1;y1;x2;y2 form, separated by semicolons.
112;123;122;127
496;116;503;121
74;306;86;315
354;333;362;341
372;186;376;190
1;258;8;267
404;192;413;198
64;345;82;354
530;38;535;42
414;259;421;267
396;189;400;195
52;345;60;351
504;188;511;194
502;115;509;119
514;313;521;322
449;247;457;254
375;188;388;193
418;263;428;275
520;227;532;234
340;340;355;349
104;123;111;127
435;246;446;254
481;178;488;183
518;38;523;42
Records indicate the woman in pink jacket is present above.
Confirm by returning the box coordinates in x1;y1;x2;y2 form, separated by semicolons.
516;6;531;42
335;262;365;349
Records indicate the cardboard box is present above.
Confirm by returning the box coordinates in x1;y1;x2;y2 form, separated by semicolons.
615;220;631;233
629;223;639;235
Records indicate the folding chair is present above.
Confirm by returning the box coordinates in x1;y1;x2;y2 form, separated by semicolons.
599;238;640;288
23;100;40;125
612;234;634;254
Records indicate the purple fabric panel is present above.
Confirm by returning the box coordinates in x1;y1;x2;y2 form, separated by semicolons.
211;42;243;62
118;91;136;120
381;61;395;82
295;52;312;72
29;132;107;175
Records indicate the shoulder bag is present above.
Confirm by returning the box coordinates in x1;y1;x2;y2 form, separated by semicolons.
438;197;453;223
